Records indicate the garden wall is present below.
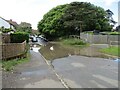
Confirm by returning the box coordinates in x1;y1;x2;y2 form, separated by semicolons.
80;33;119;44
1;41;26;60
2;34;10;43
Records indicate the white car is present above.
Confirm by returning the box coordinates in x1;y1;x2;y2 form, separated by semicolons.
32;36;38;42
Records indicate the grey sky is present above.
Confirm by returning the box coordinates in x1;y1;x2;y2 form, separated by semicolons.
0;0;119;29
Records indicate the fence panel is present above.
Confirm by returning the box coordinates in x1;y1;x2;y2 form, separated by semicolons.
2;41;26;60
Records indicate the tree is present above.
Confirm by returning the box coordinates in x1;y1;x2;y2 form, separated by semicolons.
38;2;112;39
17;22;32;33
106;9;117;28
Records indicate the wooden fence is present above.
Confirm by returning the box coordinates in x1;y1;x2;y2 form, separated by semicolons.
1;41;26;60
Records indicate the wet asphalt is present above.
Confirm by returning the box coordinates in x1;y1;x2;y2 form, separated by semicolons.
52;55;118;88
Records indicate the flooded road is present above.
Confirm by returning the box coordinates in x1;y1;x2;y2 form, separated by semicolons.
39;42;118;88
39;43;109;61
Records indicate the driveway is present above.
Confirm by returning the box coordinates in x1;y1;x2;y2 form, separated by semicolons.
52;55;118;88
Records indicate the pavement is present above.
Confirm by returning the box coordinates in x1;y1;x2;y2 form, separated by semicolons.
2;50;64;88
0;64;2;90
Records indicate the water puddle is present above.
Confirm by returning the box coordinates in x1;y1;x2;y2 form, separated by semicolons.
32;45;41;52
39;43;109;61
113;59;120;62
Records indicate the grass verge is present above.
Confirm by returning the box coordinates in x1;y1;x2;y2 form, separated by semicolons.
60;38;87;46
2;52;30;71
100;46;119;56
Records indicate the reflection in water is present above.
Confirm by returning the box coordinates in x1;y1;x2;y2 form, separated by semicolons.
39;43;109;61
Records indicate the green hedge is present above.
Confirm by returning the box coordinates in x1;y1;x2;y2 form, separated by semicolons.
10;32;29;43
0;28;13;33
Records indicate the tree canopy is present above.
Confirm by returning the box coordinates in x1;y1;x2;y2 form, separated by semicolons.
17;22;32;34
38;2;112;39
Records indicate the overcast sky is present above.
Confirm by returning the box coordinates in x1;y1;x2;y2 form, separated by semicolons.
0;0;119;29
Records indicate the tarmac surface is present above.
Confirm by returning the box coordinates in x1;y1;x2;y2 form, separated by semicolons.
52;55;118;88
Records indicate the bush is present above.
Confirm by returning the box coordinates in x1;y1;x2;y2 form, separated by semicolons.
62;38;86;46
0;28;13;33
109;32;120;35
10;32;29;43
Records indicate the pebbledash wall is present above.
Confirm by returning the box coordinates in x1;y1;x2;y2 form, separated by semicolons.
80;33;118;44
1;40;26;60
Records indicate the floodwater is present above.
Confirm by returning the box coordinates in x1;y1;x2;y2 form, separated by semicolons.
39;43;109;61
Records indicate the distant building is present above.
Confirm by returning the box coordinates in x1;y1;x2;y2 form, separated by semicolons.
118;1;120;25
32;29;39;35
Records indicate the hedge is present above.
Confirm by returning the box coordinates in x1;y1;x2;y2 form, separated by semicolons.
10;32;29;43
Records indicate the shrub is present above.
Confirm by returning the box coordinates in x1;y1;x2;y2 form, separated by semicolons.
0;27;13;33
109;32;120;35
62;38;86;45
10;32;29;43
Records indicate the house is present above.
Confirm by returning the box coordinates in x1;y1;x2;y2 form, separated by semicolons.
0;17;17;31
0;17;17;43
32;29;39;35
7;19;18;29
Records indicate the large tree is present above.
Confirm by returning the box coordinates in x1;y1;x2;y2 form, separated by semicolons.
38;2;112;39
106;9;117;28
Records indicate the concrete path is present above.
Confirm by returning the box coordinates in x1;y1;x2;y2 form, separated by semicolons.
2;50;64;88
52;55;118;88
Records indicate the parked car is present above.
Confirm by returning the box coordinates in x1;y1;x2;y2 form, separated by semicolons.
38;35;48;42
32;36;38;42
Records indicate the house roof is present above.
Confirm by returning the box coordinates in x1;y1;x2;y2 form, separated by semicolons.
0;17;18;28
0;16;7;22
6;19;18;27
